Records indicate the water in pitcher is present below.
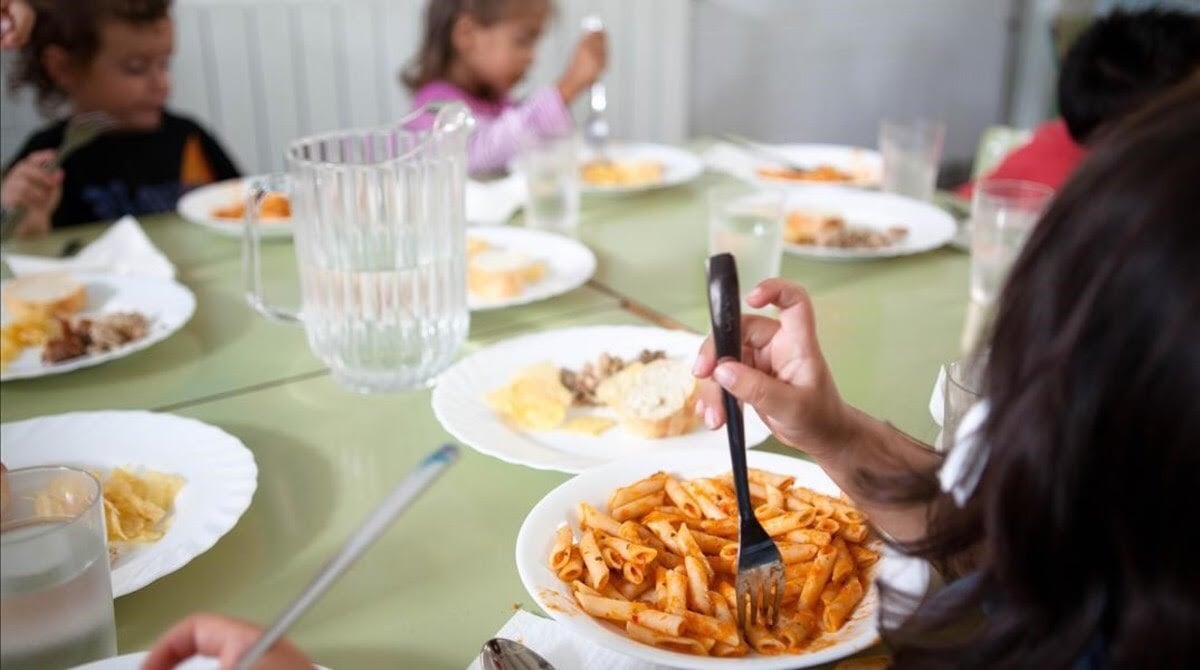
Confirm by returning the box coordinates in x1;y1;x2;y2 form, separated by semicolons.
299;243;469;392
1;519;117;670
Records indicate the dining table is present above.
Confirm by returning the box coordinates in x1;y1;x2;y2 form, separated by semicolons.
0;159;969;670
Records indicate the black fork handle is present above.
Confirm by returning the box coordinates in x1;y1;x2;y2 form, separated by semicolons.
706;253;754;523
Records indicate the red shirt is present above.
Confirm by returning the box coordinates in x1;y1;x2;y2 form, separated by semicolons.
956;119;1087;200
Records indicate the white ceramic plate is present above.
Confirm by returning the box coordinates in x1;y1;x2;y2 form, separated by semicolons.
1;273;196;382
581;143;704;195
516;449;930;670
0;411;258;598
467;227;596;311
177;177;292;239
70;652;332;670
782;188;957;261
749;144;882;189
432;326;772;473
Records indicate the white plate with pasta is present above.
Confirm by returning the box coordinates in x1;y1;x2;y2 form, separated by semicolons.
515;449;930;669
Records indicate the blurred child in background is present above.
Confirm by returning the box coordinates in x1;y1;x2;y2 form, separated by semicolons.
404;0;606;175
957;9;1199;199
1;0;239;235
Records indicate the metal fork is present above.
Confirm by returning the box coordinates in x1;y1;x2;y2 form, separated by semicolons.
706;252;785;632
580;15;609;162
719;132;814;174
1;111;117;240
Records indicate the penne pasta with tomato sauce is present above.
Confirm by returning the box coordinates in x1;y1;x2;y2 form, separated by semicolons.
548;469;880;658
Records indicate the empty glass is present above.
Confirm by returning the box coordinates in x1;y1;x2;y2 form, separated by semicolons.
941;355;985;453
516;134;580;232
1;466;117;670
244;103;474;393
708;185;785;307
879;119;945;202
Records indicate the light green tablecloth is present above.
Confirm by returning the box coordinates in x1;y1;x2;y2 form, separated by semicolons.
1;167;967;669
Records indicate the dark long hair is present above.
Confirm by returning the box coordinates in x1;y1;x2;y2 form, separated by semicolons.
400;0;545;93
880;78;1200;668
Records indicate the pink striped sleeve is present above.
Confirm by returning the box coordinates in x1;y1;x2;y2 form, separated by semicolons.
465;86;574;174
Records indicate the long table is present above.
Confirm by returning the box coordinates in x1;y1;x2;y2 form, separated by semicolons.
0;169;967;669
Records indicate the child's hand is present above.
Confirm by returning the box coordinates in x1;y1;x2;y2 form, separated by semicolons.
692;278;853;462
0;0;36;50
1;150;63;237
141;613;313;670
557;30;607;104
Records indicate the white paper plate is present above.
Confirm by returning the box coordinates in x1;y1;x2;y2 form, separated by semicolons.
782;188;957;261
70;652;332;670
516;449;930;669
177;177;292;239
581;143;704;195
432;326;772;473
1;273;196;382
1;411;258;598
467;227;596;311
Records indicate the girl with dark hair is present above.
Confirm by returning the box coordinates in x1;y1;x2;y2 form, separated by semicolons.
403;0;606;176
694;78;1200;668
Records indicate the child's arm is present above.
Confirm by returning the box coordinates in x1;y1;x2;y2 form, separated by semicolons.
464;31;606;174
1;149;63;237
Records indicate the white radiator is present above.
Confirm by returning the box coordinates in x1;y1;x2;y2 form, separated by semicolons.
2;0;691;174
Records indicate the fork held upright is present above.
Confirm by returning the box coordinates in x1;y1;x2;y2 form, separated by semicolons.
706;253;753;518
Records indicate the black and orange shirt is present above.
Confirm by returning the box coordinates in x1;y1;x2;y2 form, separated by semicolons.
6;110;240;227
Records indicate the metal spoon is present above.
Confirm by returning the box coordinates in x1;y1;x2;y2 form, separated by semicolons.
479;638;556;670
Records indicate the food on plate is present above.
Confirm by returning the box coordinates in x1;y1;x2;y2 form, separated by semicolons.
487;362;575;431
548;469;877;657
101;467;185;546
487;350;693;439
1;315;59;368
42;312;150;364
468;248;547;300
757;164;856;183
2;272;87;322
595;359;698;438
785;210;908;249
211;191;291;220
581;160;665;187
560;350;667;405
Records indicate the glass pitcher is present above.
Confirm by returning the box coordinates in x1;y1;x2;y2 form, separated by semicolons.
243;103;474;393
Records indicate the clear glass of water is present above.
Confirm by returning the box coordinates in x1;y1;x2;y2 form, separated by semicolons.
879;119;945;202
243;103;474;393
969;179;1054;304
708;185;785;307
516;134;580;232
1;466;117;670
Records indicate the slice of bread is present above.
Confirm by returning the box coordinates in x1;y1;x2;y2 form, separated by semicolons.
2;272;87;322
468;249;546;299
596;358;698;438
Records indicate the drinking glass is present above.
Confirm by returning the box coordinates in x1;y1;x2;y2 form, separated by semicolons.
879;119;945;201
707;185;785;307
968;179;1054;305
516;134;580;232
940;354;985;453
244;103;474;393
1;466;117;670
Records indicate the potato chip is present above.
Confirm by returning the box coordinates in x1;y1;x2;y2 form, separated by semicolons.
488;363;574;431
101;467;185;544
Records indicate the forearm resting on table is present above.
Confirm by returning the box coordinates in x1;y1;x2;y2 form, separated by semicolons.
815;406;942;544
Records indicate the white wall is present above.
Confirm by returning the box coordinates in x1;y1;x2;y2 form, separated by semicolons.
1;0;691;173
689;0;1020;164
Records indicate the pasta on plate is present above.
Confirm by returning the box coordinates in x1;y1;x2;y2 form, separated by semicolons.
546;468;878;657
